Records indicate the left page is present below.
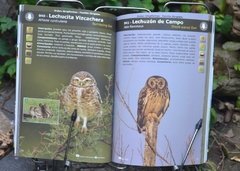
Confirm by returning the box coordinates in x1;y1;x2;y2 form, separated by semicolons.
15;4;116;163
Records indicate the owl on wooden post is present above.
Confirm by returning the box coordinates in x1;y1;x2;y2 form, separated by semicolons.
62;71;102;133
137;75;170;133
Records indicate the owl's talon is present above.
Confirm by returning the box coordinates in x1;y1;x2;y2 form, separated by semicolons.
81;127;88;133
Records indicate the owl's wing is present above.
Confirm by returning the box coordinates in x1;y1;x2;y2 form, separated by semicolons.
156;88;170;120
163;88;170;114
137;87;148;133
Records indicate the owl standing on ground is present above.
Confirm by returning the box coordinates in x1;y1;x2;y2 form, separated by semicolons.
137;76;170;133
62;71;102;133
29;106;43;119
39;103;52;118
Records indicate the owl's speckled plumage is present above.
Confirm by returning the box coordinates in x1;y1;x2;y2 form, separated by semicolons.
62;71;102;132
137;76;170;133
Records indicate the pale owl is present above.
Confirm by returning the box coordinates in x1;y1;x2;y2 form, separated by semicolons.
137;76;170;133
62;71;102;133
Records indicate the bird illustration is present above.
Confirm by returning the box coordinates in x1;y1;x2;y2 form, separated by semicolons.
39;103;52;118
62;71;102;133
29;106;43;118
137;76;170;133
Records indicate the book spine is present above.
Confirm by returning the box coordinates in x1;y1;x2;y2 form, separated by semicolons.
203;15;215;162
14;4;24;156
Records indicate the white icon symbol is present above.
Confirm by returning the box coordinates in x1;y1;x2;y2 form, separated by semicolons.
25;12;34;21
200;22;208;31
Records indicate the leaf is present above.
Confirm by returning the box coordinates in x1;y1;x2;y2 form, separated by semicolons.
236;97;240;108
210;108;217;125
128;0;144;8
213;78;218;90
106;0;122;6
80;0;105;9
211;0;227;13
233;63;240;72
213;75;228;90
180;4;191;12
231;156;240;162
220;15;233;34
17;0;36;5
141;0;154;10
6;62;16;77
222;41;240;51
4;58;16;67
0;39;10;56
200;160;217;171
215;14;232;34
0;17;17;33
127;0;153;9
0;65;7;76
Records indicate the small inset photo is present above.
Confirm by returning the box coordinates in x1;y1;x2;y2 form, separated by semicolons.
198;65;204;73
26;34;33;41
25;57;32;64
22;97;60;124
26;42;33;49
25;50;32;57
26;26;33;34
199;51;205;58
199;43;206;51
200;35;206;42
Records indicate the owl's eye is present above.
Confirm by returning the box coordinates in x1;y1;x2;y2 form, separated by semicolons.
158;79;166;88
72;77;80;82
148;79;156;88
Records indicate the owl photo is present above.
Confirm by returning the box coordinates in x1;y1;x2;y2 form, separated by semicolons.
137;75;170;133
61;71;102;133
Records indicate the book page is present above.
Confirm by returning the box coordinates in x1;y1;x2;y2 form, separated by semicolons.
112;12;214;166
15;5;116;163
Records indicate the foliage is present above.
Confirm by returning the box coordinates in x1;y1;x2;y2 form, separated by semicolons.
211;0;227;13
222;41;240;51
215;13;233;35
0;17;17;33
210;107;217;126
233;63;240;72
17;0;36;5
0;17;17;84
213;75;228;91
128;0;153;10
180;4;191;12
0;58;16;80
236;97;240;108
199;160;217;171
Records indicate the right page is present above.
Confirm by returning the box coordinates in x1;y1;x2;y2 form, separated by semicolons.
112;12;214;167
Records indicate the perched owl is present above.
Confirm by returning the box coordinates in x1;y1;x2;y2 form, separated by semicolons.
137;76;170;133
62;71;102;133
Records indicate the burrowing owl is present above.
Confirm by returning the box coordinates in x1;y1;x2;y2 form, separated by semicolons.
62;71;102;133
39;103;52;118
29;106;43;119
137;76;170;133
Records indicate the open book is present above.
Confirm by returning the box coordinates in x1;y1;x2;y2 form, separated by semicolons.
15;4;215;167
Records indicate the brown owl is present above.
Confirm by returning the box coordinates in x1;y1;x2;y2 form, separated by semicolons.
137;76;170;133
62;71;102;133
